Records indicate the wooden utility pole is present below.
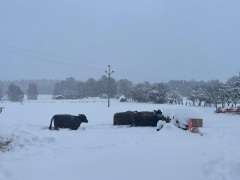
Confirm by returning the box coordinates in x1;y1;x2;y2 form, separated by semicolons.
105;65;114;107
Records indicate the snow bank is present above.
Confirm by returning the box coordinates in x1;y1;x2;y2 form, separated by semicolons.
161;107;202;125
0;129;55;152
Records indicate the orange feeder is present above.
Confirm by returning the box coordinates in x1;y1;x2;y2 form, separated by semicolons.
188;119;193;131
188;118;203;131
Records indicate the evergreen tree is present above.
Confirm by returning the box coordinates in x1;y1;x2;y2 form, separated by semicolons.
196;88;207;106
231;87;240;108
97;75;109;96
53;82;63;97
76;81;86;98
85;78;97;97
116;79;133;98
109;77;117;98
231;78;240;108
7;84;24;102
26;83;38;100
132;81;151;102
149;83;169;104
187;88;197;106
64;77;78;99
210;86;222;109
203;87;212;107
0;86;3;101
167;89;183;104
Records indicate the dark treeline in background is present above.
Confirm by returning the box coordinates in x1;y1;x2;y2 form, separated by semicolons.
0;75;240;108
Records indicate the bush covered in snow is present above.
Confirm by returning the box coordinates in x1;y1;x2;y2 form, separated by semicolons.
0;137;11;152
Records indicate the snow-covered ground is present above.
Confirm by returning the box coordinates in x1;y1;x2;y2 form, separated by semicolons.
0;96;240;180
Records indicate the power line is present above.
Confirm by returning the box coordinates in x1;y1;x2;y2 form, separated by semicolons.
0;43;137;81
0;47;104;71
0;43;105;66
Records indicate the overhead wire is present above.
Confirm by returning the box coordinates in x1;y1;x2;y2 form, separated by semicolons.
0;43;136;81
0;43;105;66
0;45;104;71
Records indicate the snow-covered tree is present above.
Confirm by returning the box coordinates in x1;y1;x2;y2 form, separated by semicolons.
223;86;232;106
116;79;133;98
230;78;240;108
203;88;212;107
132;81;151;102
76;81;85;98
218;86;228;108
84;78;97;97
26;83;38;100
0;86;3;101
53;82;62;97
109;77;117;98
96;75;108;96
187;88;198;106
195;88;207;106
7;84;24;102
63;77;78;99
149;83;169;104
210;86;222;109
53;77;78;99
167;89;183;104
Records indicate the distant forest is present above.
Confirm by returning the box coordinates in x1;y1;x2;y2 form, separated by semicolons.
0;75;239;96
0;75;240;108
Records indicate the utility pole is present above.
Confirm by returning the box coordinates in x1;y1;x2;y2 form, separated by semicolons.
105;65;114;107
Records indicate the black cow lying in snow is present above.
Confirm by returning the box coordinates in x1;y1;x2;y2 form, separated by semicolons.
113;109;168;127
49;114;88;130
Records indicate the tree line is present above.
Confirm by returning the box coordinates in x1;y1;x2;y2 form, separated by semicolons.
0;75;239;108
0;83;38;102
187;78;240;108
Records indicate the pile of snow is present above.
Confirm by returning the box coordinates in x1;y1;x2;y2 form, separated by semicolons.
161;107;202;124
118;95;127;102
0;129;55;153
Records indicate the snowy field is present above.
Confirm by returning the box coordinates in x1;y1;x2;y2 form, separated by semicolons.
0;96;240;180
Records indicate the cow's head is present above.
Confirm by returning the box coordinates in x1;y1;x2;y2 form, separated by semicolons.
154;109;162;115
79;114;88;123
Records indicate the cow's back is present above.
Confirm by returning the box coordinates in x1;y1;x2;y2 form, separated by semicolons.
113;111;160;127
133;111;159;127
113;111;134;125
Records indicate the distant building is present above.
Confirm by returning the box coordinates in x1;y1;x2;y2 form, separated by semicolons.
54;95;65;99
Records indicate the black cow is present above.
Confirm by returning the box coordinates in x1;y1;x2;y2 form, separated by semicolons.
49;114;88;130
113;109;165;127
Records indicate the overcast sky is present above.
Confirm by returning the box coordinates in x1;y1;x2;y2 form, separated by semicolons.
0;0;240;83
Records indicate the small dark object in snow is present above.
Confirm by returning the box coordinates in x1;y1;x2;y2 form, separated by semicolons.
0;138;11;152
0;107;4;114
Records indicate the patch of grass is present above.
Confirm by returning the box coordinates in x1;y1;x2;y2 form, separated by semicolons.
0;137;11;152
